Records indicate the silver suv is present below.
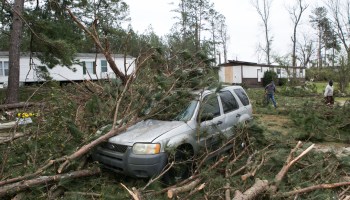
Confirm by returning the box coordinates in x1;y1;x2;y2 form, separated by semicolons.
92;85;253;179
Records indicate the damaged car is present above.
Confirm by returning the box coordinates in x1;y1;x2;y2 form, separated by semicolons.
91;85;253;183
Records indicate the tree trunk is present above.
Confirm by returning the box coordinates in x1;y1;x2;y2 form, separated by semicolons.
318;26;322;68
5;0;24;104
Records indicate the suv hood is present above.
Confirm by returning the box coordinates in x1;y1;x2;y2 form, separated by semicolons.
108;119;185;145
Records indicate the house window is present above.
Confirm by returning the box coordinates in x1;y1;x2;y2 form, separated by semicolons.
0;61;9;76
277;69;281;74
83;61;96;75
101;60;108;73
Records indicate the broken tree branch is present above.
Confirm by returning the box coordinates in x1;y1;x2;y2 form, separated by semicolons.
0;168;100;198
141;161;175;191
233;141;315;200
182;182;206;199
0;132;25;144
241;154;265;181
234;178;269;200
0;158;65;187
275;182;350;198
121;183;142;200
0;102;44;110
167;178;202;199
275;142;315;185
57;117;139;173
63;192;101;198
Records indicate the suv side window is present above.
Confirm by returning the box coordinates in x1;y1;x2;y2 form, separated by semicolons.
200;94;220;119
219;91;239;113
234;88;250;106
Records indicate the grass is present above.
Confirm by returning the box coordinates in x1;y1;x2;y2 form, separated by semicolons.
313;81;350;95
313;81;327;94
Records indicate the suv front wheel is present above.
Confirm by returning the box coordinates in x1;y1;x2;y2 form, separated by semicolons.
162;145;194;186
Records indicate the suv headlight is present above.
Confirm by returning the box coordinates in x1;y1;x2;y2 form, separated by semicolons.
132;143;161;155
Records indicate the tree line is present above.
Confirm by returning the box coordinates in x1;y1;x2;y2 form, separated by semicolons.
0;0;229;104
1;0;350;102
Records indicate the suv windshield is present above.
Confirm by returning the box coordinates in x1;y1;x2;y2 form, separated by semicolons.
173;100;198;121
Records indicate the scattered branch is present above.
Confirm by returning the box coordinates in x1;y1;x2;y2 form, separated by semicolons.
0;132;25;144
57;117;139;173
63;192;101;198
121;183;142;200
275;182;350;198
141;161;175;191
274;142;315;186
0;102;44;110
234;141;315;199
0;168;100;198
234;178;269;200
167;178;202;199
0;158;65;187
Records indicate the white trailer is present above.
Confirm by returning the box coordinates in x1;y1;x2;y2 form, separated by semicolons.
219;60;306;86
0;52;135;86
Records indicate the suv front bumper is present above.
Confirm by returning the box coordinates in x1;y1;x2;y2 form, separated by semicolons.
91;144;168;178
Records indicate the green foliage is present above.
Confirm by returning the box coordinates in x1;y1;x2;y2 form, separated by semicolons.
277;78;287;86
279;81;317;97
262;70;278;87
306;67;336;81
289;99;350;142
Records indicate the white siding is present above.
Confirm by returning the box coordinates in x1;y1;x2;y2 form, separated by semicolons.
219;64;305;85
0;53;135;84
218;67;225;83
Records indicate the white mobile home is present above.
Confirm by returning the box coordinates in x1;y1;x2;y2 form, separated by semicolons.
0;52;135;85
218;60;306;87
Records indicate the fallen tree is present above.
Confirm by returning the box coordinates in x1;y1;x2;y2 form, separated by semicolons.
233;141;315;199
0;168;100;198
0;102;44;110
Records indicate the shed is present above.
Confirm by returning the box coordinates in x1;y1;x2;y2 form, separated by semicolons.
218;60;306;87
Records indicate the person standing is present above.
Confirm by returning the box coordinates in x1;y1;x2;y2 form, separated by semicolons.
324;80;334;105
265;80;277;108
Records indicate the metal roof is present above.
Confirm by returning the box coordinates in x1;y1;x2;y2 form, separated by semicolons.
219;60;306;69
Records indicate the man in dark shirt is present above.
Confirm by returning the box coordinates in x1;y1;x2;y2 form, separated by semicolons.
265;81;277;108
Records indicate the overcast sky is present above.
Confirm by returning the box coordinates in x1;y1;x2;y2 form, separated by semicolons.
123;0;318;63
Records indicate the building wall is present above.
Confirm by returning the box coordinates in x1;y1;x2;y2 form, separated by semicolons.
233;66;242;84
224;66;233;83
0;53;135;84
219;64;306;86
218;67;225;83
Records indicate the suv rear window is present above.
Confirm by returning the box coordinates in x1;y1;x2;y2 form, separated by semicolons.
219;91;239;113
234;88;250;106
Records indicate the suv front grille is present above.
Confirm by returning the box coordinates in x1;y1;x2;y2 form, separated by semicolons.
102;142;128;153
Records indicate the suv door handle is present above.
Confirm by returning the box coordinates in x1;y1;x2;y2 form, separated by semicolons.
236;114;241;118
216;121;223;125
